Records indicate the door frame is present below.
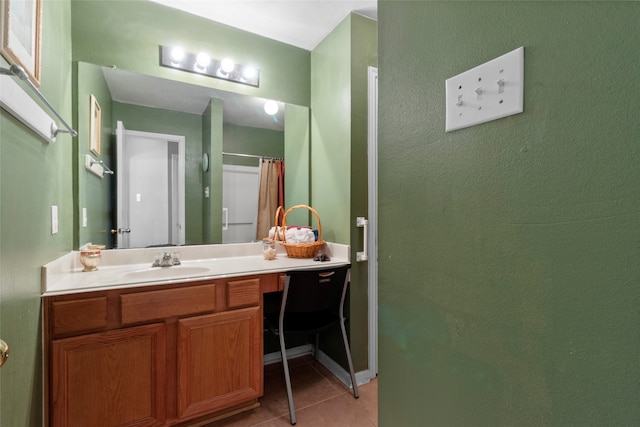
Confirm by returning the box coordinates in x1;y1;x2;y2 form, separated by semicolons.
367;66;378;377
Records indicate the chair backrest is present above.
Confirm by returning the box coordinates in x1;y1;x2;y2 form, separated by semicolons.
283;265;351;314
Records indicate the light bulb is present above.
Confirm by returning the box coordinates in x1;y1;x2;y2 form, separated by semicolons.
170;47;185;65
221;58;235;73
195;52;211;71
264;100;279;116
242;66;257;80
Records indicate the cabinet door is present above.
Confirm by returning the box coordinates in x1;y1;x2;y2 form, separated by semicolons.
177;306;263;419
51;323;166;427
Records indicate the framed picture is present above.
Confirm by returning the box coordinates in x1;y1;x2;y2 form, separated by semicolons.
0;0;42;86
90;95;101;155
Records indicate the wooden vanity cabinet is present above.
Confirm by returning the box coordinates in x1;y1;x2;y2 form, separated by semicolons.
44;275;269;427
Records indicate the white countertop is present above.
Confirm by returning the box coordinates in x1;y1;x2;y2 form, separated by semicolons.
42;242;350;296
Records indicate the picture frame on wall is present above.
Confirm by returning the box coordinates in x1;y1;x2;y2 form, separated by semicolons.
90;95;101;155
0;0;42;87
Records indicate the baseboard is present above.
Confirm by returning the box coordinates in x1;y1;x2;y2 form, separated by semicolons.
263;345;375;388
263;344;313;365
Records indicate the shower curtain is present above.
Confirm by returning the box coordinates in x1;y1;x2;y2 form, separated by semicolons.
256;159;284;240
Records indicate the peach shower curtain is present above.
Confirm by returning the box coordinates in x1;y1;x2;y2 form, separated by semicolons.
256;159;284;240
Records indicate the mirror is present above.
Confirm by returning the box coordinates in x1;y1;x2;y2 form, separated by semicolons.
75;62;307;250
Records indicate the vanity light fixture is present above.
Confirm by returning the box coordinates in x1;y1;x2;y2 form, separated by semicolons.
159;45;260;87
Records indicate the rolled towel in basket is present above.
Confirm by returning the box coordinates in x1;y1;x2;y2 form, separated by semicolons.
268;226;284;239
285;226;315;243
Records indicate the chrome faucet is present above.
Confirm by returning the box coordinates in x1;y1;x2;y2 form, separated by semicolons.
152;252;181;267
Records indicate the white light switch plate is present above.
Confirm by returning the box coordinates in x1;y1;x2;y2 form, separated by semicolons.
445;46;524;132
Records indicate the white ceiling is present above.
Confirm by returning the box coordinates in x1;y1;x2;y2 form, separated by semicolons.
103;67;286;130
149;0;377;51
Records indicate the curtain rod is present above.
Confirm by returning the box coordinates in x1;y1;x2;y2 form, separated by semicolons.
222;152;282;161
0;64;78;138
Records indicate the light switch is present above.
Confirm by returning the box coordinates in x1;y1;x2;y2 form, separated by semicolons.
82;208;87;228
51;205;59;235
445;46;524;132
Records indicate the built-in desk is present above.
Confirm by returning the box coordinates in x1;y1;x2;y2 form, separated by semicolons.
41;242;349;427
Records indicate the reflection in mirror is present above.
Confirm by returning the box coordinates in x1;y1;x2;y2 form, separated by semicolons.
76;62;289;250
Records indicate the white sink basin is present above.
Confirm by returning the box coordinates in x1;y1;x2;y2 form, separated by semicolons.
123;266;211;281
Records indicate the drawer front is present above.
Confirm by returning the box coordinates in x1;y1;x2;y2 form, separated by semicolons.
52;297;108;336
227;278;260;309
260;273;284;294
121;284;216;325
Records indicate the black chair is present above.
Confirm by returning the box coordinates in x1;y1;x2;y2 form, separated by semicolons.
265;264;359;425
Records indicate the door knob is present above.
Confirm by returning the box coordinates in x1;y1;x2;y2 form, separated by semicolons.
110;228;131;234
0;339;8;367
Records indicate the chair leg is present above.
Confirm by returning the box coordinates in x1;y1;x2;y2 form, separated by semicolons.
340;318;359;399
279;332;297;425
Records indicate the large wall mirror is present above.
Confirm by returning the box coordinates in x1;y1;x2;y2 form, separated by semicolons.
75;61;309;250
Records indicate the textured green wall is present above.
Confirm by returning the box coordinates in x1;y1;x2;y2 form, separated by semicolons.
222;124;284;167
310;13;377;371
204;98;224;244
70;0;310;106
378;1;640;425
75;62;114;248
284;103;311;226
311;18;351;245
0;1;73;425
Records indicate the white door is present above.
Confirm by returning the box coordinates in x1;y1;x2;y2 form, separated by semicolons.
115;121;185;248
222;164;260;243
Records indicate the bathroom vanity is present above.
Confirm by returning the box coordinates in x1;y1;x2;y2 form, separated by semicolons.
41;243;349;427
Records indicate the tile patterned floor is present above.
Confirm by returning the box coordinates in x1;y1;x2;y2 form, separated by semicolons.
204;356;377;427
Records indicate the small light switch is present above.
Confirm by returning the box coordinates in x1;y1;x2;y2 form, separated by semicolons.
82;208;87;228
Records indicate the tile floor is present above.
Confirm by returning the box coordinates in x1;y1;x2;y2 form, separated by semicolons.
204;356;378;427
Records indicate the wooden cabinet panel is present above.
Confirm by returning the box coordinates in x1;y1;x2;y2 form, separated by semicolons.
121;284;216;325
51;323;166;427
177;306;263;419
259;273;285;294
51;296;108;336
226;278;260;309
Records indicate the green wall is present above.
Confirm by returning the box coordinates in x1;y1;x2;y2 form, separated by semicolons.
204;98;224;244
284;103;311;225
378;1;640;425
0;0;73;425
223;124;284;167
310;13;377;371
75;62;114;248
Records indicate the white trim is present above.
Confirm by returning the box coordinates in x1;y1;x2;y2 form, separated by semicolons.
263;345;371;388
367;66;379;377
263;344;313;365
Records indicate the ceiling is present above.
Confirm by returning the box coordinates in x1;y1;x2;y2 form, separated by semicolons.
149;0;378;51
103;67;286;131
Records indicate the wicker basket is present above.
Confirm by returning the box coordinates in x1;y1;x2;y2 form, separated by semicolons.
274;205;325;258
